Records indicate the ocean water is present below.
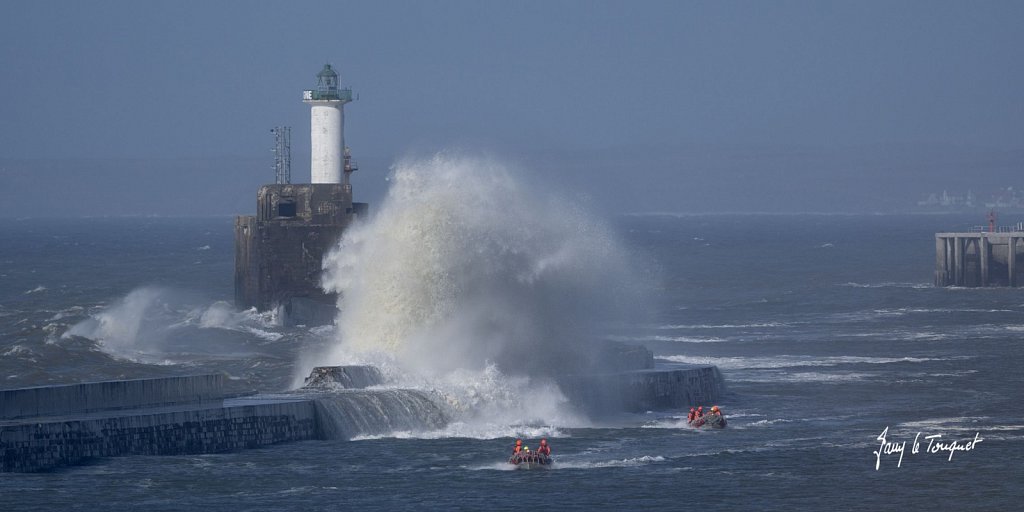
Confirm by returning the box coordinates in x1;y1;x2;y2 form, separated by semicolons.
1;212;1022;510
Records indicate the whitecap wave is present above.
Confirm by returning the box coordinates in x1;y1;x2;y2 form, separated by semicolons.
745;419;794;427
47;306;84;322
838;282;930;289
2;344;38;359
609;335;725;343
554;455;666;469
740;371;873;383
652;322;787;330
463;461;521;471
896;417;1004;432
351;424;565;441
62;289;286;363
657;354;966;370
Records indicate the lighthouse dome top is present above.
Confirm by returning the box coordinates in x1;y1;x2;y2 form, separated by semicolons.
317;64;339;79
303;63;353;102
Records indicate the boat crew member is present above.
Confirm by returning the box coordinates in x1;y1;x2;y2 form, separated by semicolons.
687;407;696;422
513;439;523;455
536;438;551;456
696;406;704;418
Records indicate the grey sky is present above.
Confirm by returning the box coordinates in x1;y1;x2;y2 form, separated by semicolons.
1;1;1022;216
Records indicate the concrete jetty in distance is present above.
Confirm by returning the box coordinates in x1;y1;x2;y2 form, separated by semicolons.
935;230;1024;287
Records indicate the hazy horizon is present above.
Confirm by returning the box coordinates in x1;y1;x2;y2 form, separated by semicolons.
2;1;1022;217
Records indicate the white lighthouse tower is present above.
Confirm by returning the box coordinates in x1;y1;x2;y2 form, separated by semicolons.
303;64;354;185
235;64;367;323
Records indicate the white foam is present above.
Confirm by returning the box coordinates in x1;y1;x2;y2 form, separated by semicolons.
46;306;84;322
2;344;37;358
658;354;964;370
463;461;520;471
640;417;711;430
555;455;666;469
418;364;588;431
765;371;873;382
171;302;285;341
652;322;787;330
838;282;930;289
351;424;565;441
836;307;1016;321
309;325;336;336
610;335;725;343
23;285;46;294
896;417;994;431
244;328;283;341
194;301;280;332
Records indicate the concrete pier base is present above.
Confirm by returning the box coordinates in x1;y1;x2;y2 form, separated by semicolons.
935;232;1024;287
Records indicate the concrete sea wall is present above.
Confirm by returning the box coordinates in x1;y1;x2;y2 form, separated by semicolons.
2;363;727;471
0;374;321;473
0;375;225;420
1;397;318;473
559;365;726;414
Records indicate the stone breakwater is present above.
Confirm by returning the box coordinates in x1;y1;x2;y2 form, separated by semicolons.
1;362;726;472
1;397;317;472
558;365;727;415
0;374;226;420
0;376;318;472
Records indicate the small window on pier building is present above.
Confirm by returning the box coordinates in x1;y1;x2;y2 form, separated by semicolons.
277;199;297;218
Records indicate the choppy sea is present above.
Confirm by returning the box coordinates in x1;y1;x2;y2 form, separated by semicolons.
1;213;1021;510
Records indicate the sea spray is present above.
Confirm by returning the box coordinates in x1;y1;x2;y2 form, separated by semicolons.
63;288;288;366
63;287;165;355
313;153;650;427
320;153;649;377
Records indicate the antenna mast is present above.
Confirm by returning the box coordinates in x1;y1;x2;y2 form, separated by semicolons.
271;126;292;184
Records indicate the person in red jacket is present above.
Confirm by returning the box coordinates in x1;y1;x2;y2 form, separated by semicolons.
512;438;523;455
536;438;551;457
696;406;704;418
687;407;696;422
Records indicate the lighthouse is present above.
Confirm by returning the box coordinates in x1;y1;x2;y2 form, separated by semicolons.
303;64;354;185
234;63;368;325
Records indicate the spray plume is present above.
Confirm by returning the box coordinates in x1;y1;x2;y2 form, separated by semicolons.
321;153;648;381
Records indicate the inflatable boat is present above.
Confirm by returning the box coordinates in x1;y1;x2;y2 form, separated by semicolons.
508;453;553;469
689;414;727;429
